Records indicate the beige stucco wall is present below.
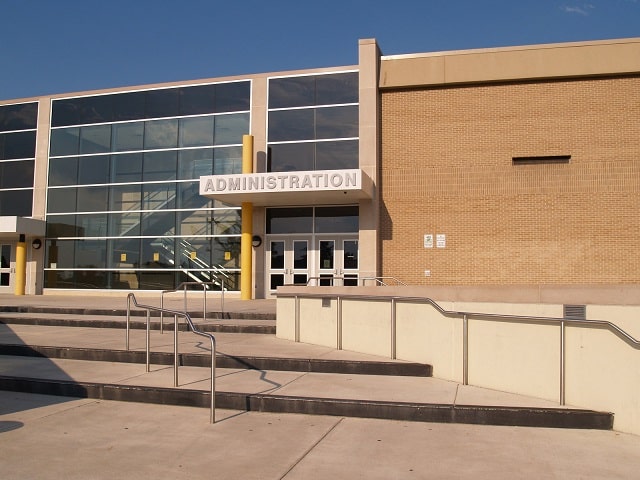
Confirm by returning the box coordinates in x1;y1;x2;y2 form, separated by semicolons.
276;286;640;434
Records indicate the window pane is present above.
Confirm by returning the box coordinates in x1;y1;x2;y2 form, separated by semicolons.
179;84;216;115
178;209;211;236
293;240;308;269
143;151;177;181
177;181;208;210
214;113;249;145
76;186;108;212
75;270;108;289
266;207;313;234
80;125;111;154
144;119;178;149
268;109;314;142
46;239;74;268
142;183;176;210
78;155;110;185
0;160;34;188
268;143;314;172
316;72;358;105
270;240;284;269
141;236;174;267
109;211;141;236
316;140;358;170
111;153;142;183
75;96;113;124
109;237;140;268
269;76;315;109
215;81;250;112
50;128;80;157
47;188;77;213
315;206;359;233
141;210;175;236
76;213;108;237
46;215;78;237
112;92;146;121
75;239;107;268
110;184;141;211
0;102;38;131
214;146;241;174
49;157;78;186
138;271;174;289
211;209;240;235
145;89;179;118
179;116;214;147
176;237;211;269
2;131;36;159
212;237;240;267
316;106;358;139
0;189;32;216
111;122;144;151
178;148;213;179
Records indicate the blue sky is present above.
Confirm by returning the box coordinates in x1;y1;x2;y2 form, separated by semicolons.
1;0;639;101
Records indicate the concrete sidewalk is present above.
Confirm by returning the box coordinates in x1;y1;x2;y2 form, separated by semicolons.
1;390;639;480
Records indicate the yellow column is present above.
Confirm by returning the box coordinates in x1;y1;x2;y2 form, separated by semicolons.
240;135;254;300
15;235;26;296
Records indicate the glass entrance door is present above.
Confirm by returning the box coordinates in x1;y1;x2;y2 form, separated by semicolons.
267;237;310;291
0;244;14;292
317;236;359;286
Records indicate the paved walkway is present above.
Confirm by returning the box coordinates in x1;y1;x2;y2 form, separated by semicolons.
1;293;639;478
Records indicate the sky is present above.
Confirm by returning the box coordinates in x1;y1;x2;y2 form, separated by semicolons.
1;0;639;101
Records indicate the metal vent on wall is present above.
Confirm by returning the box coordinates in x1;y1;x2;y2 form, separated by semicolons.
564;304;586;320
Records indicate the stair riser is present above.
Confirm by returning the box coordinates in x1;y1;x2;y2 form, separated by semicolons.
0;377;613;430
0;344;432;376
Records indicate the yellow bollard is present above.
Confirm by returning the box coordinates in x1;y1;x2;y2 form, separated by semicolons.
240;135;254;300
15;235;26;296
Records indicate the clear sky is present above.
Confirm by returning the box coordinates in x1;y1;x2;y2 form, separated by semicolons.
1;0;639;101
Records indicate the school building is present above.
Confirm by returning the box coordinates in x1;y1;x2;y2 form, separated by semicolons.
0;37;637;301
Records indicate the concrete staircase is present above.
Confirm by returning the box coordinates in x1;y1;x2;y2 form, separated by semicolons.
0;303;613;429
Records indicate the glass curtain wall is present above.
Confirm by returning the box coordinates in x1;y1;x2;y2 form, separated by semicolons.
0;102;38;216
267;71;359;172
45;81;250;290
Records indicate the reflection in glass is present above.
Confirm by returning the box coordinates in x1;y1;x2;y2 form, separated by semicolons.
178;210;211;236
268;109;314;142
141;237;174;267
214;146;242;174
50;128;80;157
80;124;111;154
268;76;315;109
141;210;175;236
47;188;77;213
214;113;249;145
176;237;211;269
46;215;77;237
179;116;214;147
315;206;359;233
178;149;213;179
315;140;358;170
214;81;250;112
179;84;216;116
2;131;36;160
109;237;141;268
49;157;78;186
266;208;313;234
111;153;142;183
75;239;107;268
293;240;308;269
109;184;142;212
112;92;146;121
343;240;359;269
143;151;177;182
111;122;144;151
78;155;110;185
268;143;314;172
315;105;358;139
76;213;108;237
319;241;335;270
0;102;38;132
211;209;240;235
144;118;178;149
270;241;284;269
143;183;176;210
46;239;74;268
177;182;208;210
0;160;34;188
145;89;179;119
77;186;108;212
212;237;240;268
316;72;358;105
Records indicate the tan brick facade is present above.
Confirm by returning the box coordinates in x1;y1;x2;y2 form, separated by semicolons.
380;76;640;286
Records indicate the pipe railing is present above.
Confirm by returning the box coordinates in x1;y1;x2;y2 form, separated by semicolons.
159;280;225;333
126;293;217;423
277;292;640;406
300;276;407;287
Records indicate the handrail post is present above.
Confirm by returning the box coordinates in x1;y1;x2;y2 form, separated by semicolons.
160;292;164;334
203;283;207;322
295;295;300;342
210;337;216;424
337;296;342;350
560;319;566;406
463;314;469;385
220;278;225;316
174;314;179;387
126;294;131;350
391;298;397;360
146;310;150;372
183;283;188;316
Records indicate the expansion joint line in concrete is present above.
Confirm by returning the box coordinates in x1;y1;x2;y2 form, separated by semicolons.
279;417;344;480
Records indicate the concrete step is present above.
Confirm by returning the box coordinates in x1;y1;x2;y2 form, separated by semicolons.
0;355;613;430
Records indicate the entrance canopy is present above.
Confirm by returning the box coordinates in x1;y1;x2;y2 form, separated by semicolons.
0;216;46;239
199;169;373;206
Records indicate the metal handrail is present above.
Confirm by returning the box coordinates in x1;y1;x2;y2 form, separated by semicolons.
295;276;407;287
277;291;640;406
360;276;407;286
159;280;225;333
126;293;217;423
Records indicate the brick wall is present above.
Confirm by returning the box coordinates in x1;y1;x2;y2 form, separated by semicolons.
380;76;640;286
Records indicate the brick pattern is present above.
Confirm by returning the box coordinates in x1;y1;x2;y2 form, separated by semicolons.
380;76;640;286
